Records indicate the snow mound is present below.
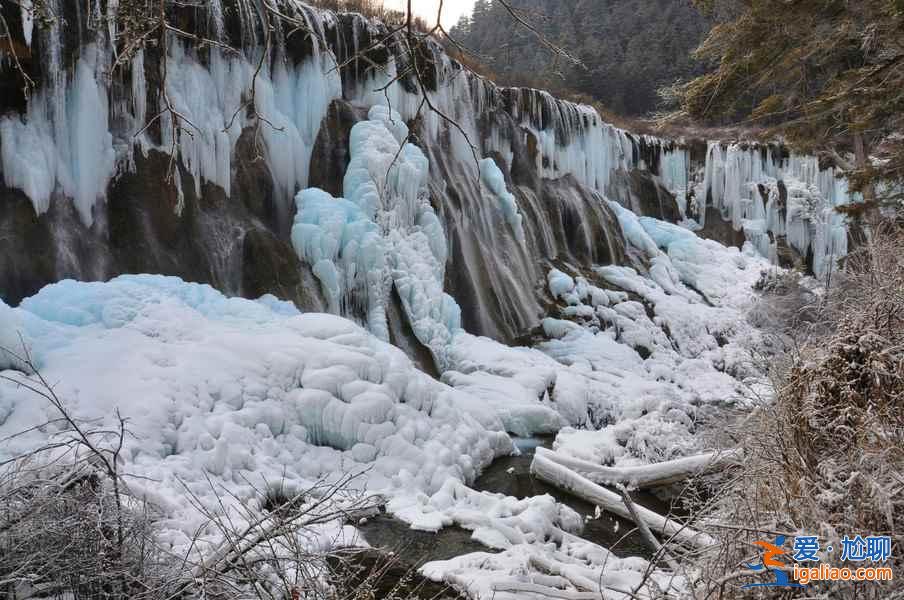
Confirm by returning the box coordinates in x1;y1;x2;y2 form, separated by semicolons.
0;275;511;551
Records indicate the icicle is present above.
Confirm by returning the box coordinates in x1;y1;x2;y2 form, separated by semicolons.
20;0;34;47
0;42;115;224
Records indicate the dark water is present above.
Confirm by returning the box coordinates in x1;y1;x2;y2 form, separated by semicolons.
356;515;489;566
358;436;685;567
473;436;676;560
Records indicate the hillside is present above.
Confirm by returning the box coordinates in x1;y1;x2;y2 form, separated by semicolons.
451;0;711;116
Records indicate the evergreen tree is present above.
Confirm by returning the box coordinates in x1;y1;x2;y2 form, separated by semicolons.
683;0;904;202
454;0;711;116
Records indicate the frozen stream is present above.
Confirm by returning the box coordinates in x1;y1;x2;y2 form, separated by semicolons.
357;437;682;566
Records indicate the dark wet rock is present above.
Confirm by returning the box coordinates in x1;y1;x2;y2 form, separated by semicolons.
386;283;440;378
608;168;682;223
0;189;57;305
241;228;325;312
233;128;280;233
308;99;365;198
695;207;746;248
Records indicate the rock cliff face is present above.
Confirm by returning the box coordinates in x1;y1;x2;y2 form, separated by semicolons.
0;0;855;353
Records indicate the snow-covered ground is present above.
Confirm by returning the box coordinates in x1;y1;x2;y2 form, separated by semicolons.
0;276;512;548
0;196;771;599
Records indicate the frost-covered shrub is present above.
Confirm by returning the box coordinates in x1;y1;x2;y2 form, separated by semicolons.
692;224;904;598
0;466;174;600
747;269;823;344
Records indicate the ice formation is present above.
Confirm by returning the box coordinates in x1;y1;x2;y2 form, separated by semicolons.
479;157;526;244
697;143;854;279
291;187;387;329
2;0;342;227
292;106;462;367
0;43;115;223
156;40;343;223
0;275;510;546
0;197;772;595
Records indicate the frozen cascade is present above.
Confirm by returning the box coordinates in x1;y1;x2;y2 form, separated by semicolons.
1;0;342;228
697;142;855;279
498;88;635;193
0;0;856;283
159;43;341;224
658;147;690;216
293;106;462;368
0;43;115;224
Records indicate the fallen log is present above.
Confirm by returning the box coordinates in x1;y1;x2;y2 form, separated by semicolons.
491;581;601;600
530;452;714;548
616;483;681;573
534;447;740;489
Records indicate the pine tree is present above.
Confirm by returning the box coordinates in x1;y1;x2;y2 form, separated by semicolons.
452;0;711;116
683;0;904;203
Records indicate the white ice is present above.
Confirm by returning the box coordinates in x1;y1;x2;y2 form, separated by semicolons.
0;275;512;554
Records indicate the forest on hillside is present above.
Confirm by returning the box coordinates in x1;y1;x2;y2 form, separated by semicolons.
450;0;712;115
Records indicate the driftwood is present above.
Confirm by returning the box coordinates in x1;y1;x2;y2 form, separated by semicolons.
617;483;681;573
530;452;714;548
534;447;740;489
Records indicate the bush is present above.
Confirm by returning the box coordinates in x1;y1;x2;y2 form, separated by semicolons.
690;223;904;599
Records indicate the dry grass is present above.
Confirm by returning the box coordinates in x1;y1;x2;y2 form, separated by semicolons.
688;222;904;599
